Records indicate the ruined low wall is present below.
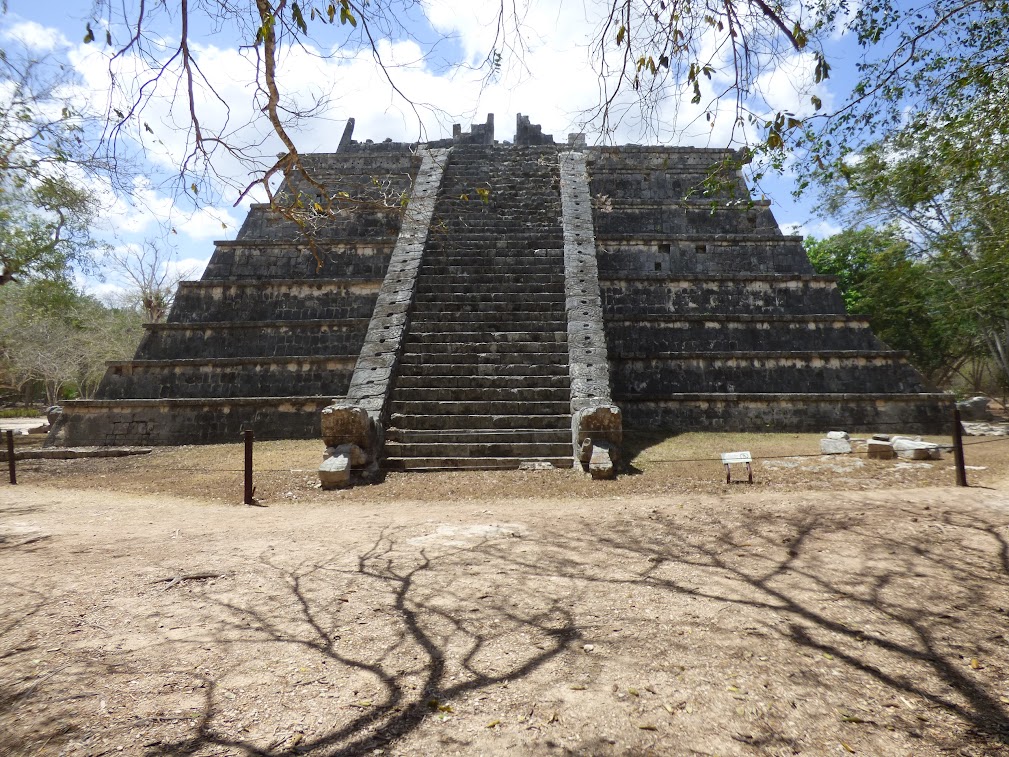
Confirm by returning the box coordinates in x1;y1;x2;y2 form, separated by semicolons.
605;316;881;355
619;393;953;435
139;320;369;360
612;352;927;396
597;236;812;276
98;356;356;399
204;241;394;280
169;280;381;323
54;397;330;446
599;275;846;317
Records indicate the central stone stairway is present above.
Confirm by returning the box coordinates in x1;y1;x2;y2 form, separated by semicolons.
383;145;574;470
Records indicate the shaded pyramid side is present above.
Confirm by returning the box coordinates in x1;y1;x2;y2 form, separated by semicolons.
589;146;951;433
48;149;422;446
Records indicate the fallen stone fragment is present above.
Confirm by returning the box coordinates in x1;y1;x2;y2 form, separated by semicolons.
957;396;994;421
588;442;617;480
826;430;850;440
318;454;351;489
820;438;852;455
325;443;368;467
866;439;895;459
892;437;941;460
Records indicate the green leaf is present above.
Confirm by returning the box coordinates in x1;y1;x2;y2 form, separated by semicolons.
811;94;822;111
340;5;357;26
83;22;95;44
292;2;308;34
616;25;626;46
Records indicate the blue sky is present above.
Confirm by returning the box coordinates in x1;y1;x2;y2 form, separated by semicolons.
3;0;863;298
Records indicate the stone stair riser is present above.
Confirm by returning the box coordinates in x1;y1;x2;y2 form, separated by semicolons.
390;413;571;430
386;428;571;443
383;456;575;471
397;363;570;377
393;387;569;402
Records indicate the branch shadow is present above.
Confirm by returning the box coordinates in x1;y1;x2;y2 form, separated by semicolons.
146;529;581;756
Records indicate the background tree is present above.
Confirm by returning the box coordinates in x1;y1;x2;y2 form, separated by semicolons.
817;76;1009;390
805;228;975;387
0;175;103;284
104;240;194;323
0;280;143;404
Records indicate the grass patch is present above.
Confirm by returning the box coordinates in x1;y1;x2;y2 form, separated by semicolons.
0;408;45;419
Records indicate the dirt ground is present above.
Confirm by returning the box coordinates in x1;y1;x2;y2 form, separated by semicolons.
2;433;1009;756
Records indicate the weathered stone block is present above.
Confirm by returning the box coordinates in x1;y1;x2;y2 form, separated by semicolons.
324;443;368;467
319;453;351;489
321;402;373;449
866;439;895;459
820;438;852;455
892;437;941;460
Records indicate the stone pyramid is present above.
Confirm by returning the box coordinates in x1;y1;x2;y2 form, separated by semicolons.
49;114;950;473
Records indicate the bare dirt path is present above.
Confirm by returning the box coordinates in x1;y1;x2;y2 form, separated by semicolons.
2;476;1009;756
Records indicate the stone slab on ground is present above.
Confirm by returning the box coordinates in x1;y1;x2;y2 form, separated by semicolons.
820;438;852;455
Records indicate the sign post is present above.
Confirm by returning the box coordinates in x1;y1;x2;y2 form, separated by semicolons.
720;451;753;484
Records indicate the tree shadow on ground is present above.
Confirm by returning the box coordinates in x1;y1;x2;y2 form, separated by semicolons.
481;495;1009;752
146;530;581;756
8;492;1006;755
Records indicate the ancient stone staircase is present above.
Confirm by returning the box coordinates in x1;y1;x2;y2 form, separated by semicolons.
383;145;574;470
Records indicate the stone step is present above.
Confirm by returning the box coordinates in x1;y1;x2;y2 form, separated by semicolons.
399;350;567;366
424;236;564;248
385;427;571;443
409;308;566;322
415;282;565;296
419;261;563;274
394;374;570;390
412;292;565;306
396;362;570;378
392;387;570;402
389;412;572;430
407;320;567;333
384;440;573;459
382;456;574;471
404;342;567;358
389;399;570;415
406;331;567;345
413;273;565;286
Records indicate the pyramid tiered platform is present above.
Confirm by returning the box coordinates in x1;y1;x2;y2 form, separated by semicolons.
49;115;950;470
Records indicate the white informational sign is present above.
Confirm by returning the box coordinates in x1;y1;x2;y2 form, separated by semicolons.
720;451;752;464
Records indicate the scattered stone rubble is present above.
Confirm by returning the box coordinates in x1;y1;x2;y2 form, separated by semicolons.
820;430;945;460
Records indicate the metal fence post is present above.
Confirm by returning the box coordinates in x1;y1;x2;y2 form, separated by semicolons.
6;429;15;485
244;429;254;504
952;405;967;487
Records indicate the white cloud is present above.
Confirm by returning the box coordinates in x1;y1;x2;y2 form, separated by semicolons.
1;20;71;51
780;219;842;239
